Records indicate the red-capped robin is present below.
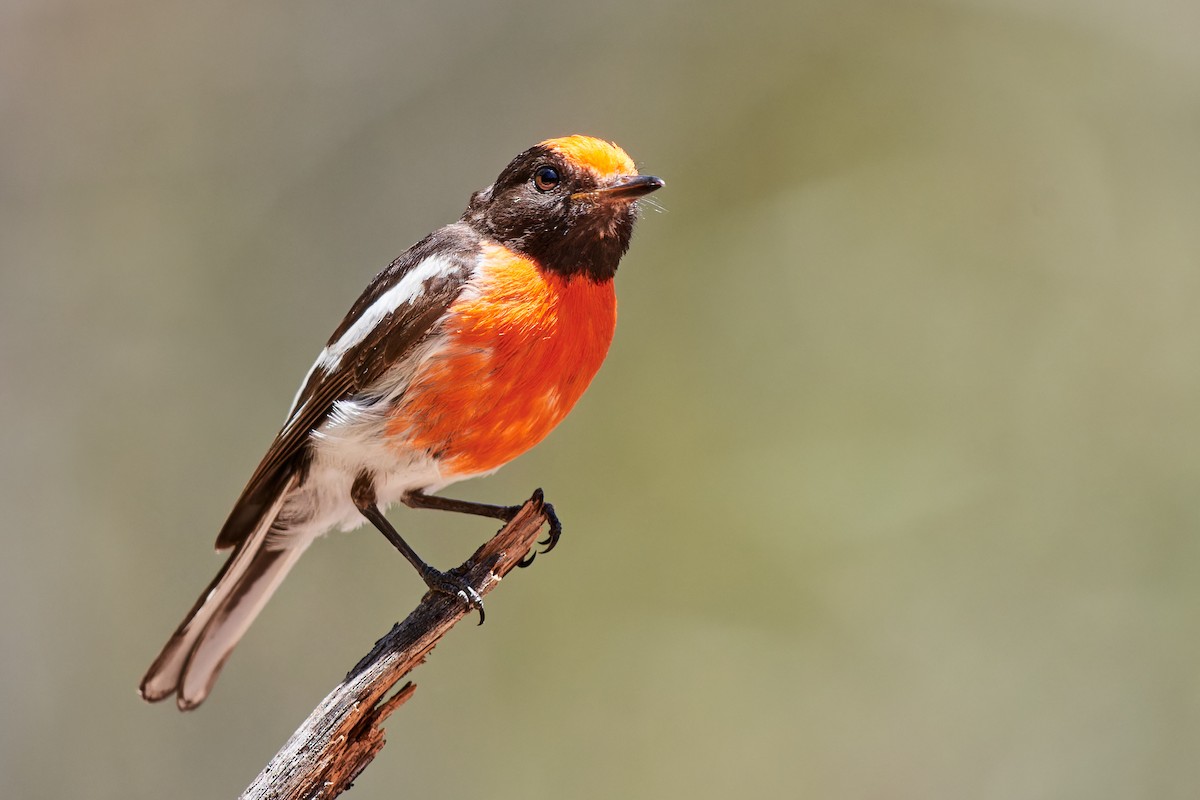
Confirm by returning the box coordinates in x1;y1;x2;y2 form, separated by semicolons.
139;135;663;710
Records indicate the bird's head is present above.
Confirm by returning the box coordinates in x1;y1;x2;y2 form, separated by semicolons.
463;135;664;281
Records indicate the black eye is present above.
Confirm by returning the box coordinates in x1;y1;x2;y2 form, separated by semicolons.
533;166;560;192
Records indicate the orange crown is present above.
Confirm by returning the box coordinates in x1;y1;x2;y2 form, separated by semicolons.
541;135;636;178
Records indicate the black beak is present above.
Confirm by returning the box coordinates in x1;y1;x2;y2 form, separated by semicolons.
573;174;665;202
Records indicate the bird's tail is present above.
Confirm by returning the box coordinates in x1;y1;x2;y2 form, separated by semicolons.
139;489;309;711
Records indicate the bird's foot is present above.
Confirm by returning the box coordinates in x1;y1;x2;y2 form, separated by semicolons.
421;566;485;625
516;488;563;568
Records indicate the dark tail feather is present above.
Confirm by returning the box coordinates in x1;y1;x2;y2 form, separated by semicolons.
139;484;305;710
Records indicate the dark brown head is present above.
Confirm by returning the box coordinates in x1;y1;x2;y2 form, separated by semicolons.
462;135;664;281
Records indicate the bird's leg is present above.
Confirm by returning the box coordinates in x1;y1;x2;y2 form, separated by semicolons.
402;487;562;567
351;472;485;624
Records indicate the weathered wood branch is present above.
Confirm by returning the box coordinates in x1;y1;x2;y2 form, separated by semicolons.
240;492;553;800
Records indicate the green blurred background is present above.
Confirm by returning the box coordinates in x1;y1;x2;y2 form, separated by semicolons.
4;0;1200;797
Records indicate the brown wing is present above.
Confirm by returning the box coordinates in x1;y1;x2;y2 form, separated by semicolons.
213;224;481;550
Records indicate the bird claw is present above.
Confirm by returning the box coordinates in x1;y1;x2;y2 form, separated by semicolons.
537;501;562;554
515;490;562;568
423;567;485;625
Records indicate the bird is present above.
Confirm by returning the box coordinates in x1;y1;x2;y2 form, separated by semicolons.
139;135;663;710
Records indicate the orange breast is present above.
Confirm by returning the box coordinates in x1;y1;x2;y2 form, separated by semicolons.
387;243;617;477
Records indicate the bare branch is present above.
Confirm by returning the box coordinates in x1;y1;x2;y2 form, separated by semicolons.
240;492;552;800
